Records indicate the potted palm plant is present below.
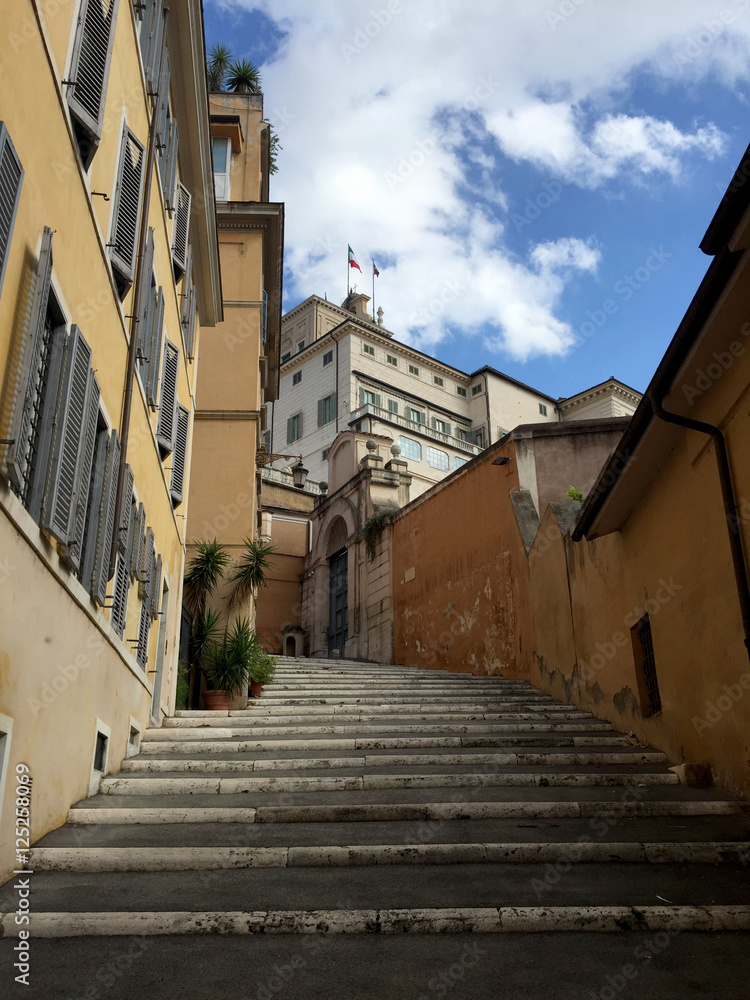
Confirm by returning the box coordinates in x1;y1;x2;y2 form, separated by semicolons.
203;617;254;710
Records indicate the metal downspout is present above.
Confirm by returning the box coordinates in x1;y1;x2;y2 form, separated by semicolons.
112;6;170;564
649;391;750;662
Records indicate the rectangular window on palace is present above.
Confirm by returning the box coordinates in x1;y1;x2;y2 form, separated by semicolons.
363;343;375;356
287;413;302;444
292;371;302;385
434;375;444;387
406;407;425;424
539;403;548;416
317;393;336;427
432;418;449;435
398;436;422;461
387;354;398;367
426;446;449;471
472;383;483;395
454;456;468;471
297;340;305;352
409;364;420;376
387;399;399;414
281;352;291;362
212;137;230;201
323;350;333;366
456;385;467;397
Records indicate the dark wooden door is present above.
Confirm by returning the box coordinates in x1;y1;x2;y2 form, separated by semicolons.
328;548;348;657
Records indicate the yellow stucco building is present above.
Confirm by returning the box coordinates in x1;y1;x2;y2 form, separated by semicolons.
0;0;221;881
185;89;284;657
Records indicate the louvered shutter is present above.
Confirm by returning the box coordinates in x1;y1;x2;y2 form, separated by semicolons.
41;327;93;545
170;404;189;505
164;117;179;213
142;0;164;94
5;227;53;491
171;182;191;274
359;387;366;408
63;370;101;572
130;501;145;579
135;227;154;361
0;123;24;297
135;598;151;669
66;0;119;154
79;425;106;594
109;461;133;577
109;126;145;285
155;340;179;452
91;430;120;606
373;393;381;409
147;287;164;409
180;246;192;327
317;398;326;427
154;48;171;155
139;525;154;598
150;554;162;620
110;551;130;637
186;285;196;361
286;416;294;445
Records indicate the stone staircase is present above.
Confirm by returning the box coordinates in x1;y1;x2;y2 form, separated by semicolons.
2;657;750;998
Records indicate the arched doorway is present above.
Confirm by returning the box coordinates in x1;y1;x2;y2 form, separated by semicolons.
326;517;349;657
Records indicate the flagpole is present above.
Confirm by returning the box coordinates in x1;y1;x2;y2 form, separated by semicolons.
347;248;350;303
372;261;375;322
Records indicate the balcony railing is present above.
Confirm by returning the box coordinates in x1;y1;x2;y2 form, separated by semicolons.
348;404;482;455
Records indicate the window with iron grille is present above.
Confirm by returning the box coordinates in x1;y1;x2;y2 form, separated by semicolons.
631;614;662;716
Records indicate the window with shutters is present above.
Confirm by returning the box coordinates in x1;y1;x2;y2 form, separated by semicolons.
405;406;425;425
110;551;130;638
163;117;179;214
171;182;191;277
360;389;379;408
317;393;336;427
387;399;398;414
262;290;268;347
136;0;165;94
287;413;302;444
156;341;179;454
0;124;24;299
170;404;189;506
109;125;145;297
135;596;151;669
431;417;451;437
146;288;164;409
66;0;120;170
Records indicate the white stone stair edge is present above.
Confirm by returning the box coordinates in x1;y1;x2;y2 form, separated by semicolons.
3;906;750;937
146;724;619;738
135;749;670;766
29;842;750;871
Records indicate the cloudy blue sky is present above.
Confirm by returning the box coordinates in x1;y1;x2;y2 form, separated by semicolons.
204;0;750;398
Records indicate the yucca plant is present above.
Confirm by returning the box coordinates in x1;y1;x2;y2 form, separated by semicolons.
184;540;230;615
204;616;254;695
227;538;275;612
226;58;262;94
207;43;233;91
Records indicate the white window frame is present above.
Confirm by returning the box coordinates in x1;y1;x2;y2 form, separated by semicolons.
212;136;231;201
398;435;422;461
434;375;444;387
323;350;334;366
89;718;111;797
456;385;467;397
387;354;398;367
408;364;420;376
292;370;302;386
362;343;375;357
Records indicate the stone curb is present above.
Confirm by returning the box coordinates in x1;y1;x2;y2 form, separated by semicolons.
4;906;750;937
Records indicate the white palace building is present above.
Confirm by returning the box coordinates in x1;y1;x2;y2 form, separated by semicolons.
268;293;640;498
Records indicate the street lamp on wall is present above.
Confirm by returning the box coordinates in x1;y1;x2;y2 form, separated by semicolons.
256;451;309;489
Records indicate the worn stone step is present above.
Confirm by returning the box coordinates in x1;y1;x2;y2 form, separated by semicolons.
223;703;585;717
139;735;633;752
3;905;750;937
28;842;750;873
150;723;618;739
163;714;607;728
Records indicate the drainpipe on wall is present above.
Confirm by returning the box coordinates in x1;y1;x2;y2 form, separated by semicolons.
648;391;750;663
484;382;491;447
112;6;170;566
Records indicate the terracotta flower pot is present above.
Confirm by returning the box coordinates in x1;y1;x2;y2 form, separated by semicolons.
203;689;230;710
250;681;263;698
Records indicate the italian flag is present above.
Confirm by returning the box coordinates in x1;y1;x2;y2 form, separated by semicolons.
348;245;362;272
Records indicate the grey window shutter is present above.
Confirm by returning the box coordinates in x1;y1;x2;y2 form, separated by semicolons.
135;227;155;361
170;403;189;505
143;0;164;94
5;227;52;491
130;501;145;579
150;554;162;620
374;393;381;409
164;116;179;213
286;415;294;445
66;0;119;152
0;123;24;298
155;48;171;155
110;551;130;638
139;526;155;599
171;182;191;274
359;387;366;408
317;398;326;427
41;327;94;545
180;246;193;327
147;287;164;409
63;370;101;573
186;285;196;361
109;126;145;286
79;425;107;594
155;340;179;452
135;598;151;669
91;429;120;606
108;460;133;578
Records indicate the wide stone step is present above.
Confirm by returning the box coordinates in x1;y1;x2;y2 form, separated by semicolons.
168;711;599;725
221;703;585;716
139;735;632;751
28;842;750;872
150;722;617;738
3;905;750;937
